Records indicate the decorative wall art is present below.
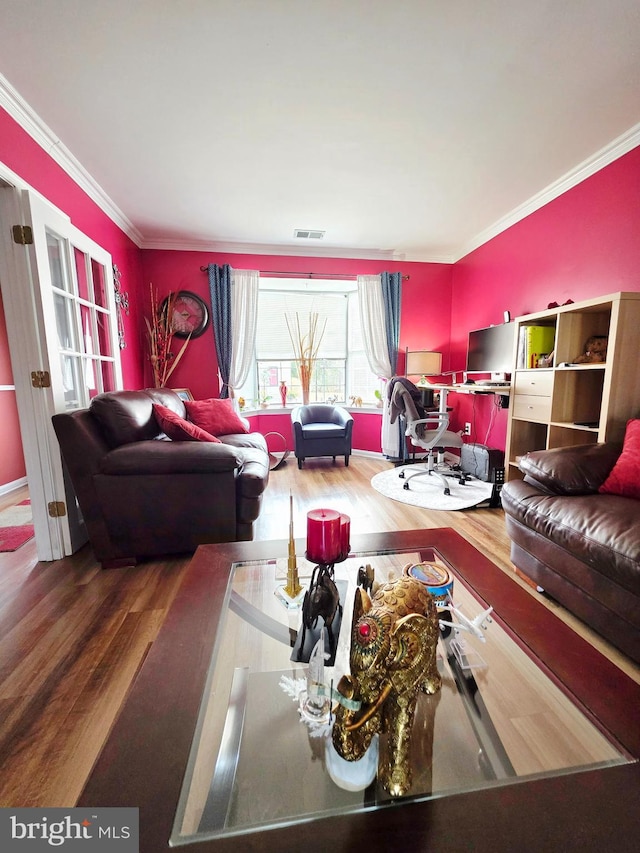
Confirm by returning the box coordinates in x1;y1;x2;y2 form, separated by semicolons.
112;264;129;349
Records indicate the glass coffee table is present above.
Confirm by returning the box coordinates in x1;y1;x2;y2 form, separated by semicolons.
170;545;630;846
78;530;640;852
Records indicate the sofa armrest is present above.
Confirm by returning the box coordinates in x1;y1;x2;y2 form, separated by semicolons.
100;440;243;475
519;442;622;496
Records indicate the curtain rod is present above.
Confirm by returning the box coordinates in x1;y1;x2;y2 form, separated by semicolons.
199;266;409;280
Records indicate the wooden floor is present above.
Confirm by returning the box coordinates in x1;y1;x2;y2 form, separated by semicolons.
0;456;638;808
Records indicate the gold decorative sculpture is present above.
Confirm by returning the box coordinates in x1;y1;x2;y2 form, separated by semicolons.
283;492;302;599
331;576;441;797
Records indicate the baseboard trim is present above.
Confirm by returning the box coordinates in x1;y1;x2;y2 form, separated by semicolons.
0;476;28;497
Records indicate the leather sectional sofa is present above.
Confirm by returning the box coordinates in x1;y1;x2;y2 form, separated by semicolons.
52;388;270;568
501;441;640;663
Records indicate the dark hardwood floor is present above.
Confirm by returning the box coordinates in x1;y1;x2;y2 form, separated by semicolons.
0;457;637;807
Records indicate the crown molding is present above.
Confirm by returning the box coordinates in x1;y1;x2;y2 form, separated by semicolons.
457;122;640;262
140;237;457;264
140;237;405;261
0;73;144;247
3;73;637;266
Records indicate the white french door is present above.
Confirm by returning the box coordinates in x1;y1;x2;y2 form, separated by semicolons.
0;186;123;560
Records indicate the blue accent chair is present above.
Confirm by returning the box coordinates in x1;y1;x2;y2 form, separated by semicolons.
291;404;354;469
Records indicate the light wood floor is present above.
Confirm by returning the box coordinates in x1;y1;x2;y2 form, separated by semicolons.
0;456;638;808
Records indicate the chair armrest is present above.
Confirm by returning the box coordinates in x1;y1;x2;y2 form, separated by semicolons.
406;413;450;447
332;406;354;426
519;442;622;496
332;407;354;439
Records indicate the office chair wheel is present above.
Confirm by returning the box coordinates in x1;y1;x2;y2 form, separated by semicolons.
403;482;410;490
444;487;451;496
398;470;406;479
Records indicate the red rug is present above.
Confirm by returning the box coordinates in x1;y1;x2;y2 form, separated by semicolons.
0;499;34;551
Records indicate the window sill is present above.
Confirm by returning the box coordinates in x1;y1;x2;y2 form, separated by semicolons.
242;405;384;415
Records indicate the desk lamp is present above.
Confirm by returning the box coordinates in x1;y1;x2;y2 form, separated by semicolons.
406;350;442;407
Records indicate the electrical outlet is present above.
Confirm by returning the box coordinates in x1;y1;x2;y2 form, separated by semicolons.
464;422;472;436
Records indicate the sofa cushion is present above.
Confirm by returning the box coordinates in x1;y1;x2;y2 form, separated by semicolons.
184;398;249;436
500;480;640;593
222;432;269;452
301;423;348;440
90;388;187;447
99;440;243;475
153;404;222;443
90;390;160;447
599;419;640;499
519;442;621;495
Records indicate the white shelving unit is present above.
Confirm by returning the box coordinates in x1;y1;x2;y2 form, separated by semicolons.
505;292;640;481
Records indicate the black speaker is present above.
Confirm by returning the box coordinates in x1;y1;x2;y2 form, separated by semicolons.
461;443;505;483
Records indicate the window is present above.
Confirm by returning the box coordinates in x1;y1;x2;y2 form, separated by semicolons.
236;278;384;407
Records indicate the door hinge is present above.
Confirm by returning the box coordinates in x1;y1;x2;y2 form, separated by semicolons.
31;370;51;388
48;500;67;518
12;224;34;245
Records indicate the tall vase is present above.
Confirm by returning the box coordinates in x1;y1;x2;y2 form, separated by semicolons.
300;363;311;405
280;381;287;406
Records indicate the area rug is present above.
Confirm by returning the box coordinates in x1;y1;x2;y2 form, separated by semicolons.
0;499;34;551
371;466;494;511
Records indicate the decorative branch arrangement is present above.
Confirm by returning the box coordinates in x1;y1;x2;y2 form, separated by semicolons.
144;285;191;387
286;311;326;404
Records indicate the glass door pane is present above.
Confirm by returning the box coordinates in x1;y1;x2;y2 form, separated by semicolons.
74;247;90;301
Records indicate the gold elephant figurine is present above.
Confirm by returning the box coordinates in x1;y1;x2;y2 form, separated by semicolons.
331;576;441;797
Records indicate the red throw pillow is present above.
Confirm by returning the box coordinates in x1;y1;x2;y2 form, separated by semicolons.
153;404;221;443
599;419;640;498
184;397;249;436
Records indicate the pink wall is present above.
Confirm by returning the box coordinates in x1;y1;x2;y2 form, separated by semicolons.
1;98;638;481
447;144;640;450
0;107;146;388
0;107;148;491
0;290;26;486
141;250;453;400
451;145;640;364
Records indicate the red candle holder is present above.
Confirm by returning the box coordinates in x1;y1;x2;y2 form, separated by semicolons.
306;508;343;566
339;513;351;561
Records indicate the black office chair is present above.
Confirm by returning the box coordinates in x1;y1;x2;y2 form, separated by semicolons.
291;404;354;469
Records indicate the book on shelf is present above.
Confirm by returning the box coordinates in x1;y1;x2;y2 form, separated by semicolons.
517;326;556;369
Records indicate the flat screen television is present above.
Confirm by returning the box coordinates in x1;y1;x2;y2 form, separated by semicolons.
466;322;516;374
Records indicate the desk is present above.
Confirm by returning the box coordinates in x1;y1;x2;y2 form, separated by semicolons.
418;382;511;396
417;383;510;410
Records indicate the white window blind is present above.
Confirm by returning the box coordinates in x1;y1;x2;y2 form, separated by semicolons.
255;290;347;359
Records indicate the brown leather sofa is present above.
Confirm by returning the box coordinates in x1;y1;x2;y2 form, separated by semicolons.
52;388;270;568
501;443;640;663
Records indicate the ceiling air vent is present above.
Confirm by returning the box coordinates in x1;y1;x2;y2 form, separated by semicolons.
294;229;325;239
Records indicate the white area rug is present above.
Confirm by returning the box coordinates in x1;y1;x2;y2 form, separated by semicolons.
371;465;495;511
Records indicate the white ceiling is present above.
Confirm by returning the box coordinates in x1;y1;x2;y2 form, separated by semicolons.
1;1;639;262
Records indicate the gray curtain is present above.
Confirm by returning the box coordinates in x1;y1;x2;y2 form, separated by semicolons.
381;271;402;375
207;263;232;397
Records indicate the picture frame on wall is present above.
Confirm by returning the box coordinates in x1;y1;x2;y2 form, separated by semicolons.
172;388;194;402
